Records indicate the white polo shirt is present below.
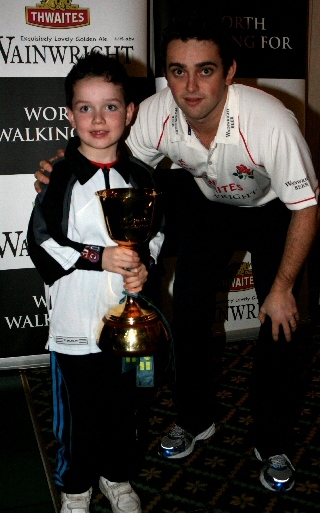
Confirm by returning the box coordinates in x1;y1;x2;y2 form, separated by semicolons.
127;84;318;210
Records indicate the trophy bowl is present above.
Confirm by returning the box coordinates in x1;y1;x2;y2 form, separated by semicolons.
95;188;168;356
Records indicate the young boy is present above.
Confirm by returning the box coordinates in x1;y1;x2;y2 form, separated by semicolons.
27;51;164;513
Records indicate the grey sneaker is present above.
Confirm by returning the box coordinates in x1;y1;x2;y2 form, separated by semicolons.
159;422;216;459
99;477;142;513
254;448;295;492
60;488;92;513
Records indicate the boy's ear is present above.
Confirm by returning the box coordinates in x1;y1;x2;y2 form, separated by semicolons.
67;107;76;129
125;102;135;126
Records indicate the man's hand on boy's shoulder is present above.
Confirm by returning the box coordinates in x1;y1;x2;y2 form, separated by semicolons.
34;148;65;192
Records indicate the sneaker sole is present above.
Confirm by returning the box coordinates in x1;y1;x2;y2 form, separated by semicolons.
259;473;295;492
161;423;216;459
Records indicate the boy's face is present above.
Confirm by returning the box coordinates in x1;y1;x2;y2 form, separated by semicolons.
67;76;134;161
165;38;236;127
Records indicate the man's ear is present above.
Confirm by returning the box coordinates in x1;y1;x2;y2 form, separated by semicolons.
125;102;135;126
67;107;76;129
226;60;237;85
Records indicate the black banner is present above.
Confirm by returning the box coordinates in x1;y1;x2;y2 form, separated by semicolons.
153;0;308;79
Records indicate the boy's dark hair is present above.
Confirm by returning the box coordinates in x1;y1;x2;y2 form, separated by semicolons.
65;50;132;109
160;14;236;77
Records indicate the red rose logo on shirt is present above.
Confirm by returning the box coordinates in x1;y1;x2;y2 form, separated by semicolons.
233;165;254;179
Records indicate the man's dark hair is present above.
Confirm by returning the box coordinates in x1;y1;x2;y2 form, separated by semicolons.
65;50;132;109
160;14;236;77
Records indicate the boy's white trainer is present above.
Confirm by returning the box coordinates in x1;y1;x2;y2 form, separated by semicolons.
60;488;92;513
99;477;142;513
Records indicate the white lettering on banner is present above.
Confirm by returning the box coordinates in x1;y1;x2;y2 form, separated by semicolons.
24;106;68;121
261;36;292;50
27;11;86;26
3;294;48;331
32;296;47;309
0;104;71;143
4;314;49;329
222;17;266;30
0;126;73;142
221;17;293;51
232;275;254;289
232;35;292;50
0;37;134;65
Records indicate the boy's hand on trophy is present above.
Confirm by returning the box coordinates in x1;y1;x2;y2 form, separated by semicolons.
102;246;140;275
124;263;148;293
34;149;65;192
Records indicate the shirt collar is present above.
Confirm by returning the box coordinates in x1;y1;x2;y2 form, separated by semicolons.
215;84;240;145
65;137;131;185
170;84;240;146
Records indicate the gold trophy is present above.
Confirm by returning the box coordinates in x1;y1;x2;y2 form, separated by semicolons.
95;188;168;356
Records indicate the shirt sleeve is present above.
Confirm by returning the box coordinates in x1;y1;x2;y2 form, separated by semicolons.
241;89;319;210
40;238;80;270
267;117;319;210
149;231;165;263
32;191;104;275
126;90;169;168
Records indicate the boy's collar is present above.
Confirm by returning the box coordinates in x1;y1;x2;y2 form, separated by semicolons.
90;155;119;169
65;136;131;185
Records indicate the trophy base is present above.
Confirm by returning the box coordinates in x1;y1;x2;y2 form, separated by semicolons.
97;296;168;356
98;317;166;356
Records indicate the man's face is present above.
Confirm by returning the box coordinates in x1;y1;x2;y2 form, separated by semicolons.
165;38;236;126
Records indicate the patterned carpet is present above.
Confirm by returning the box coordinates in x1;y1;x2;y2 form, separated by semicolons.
23;326;320;513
